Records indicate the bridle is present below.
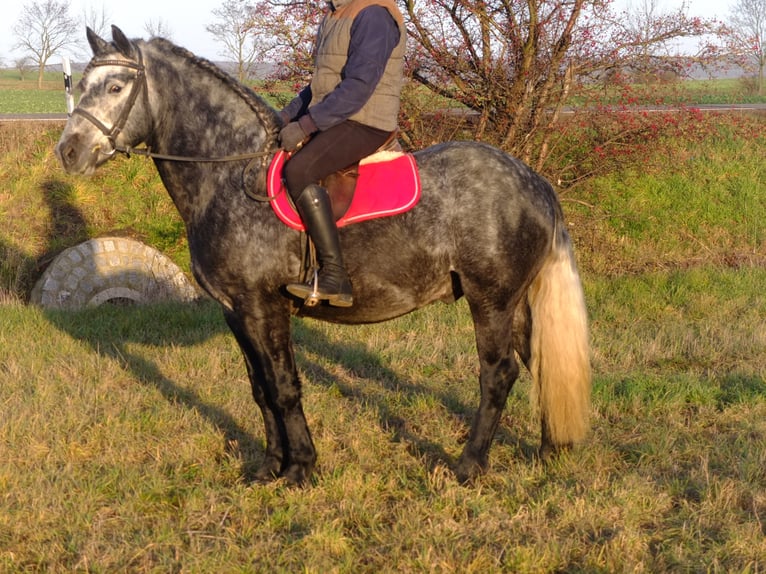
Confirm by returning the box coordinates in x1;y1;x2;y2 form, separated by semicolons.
73;47;274;167
73;49;150;158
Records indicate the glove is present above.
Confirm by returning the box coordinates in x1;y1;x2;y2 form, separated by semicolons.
279;122;307;152
279;115;318;152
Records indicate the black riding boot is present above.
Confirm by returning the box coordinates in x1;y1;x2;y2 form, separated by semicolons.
286;184;353;307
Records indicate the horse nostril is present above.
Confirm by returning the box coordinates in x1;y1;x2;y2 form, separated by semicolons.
56;141;76;168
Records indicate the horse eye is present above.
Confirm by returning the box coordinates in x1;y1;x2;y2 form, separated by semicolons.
109;85;122;94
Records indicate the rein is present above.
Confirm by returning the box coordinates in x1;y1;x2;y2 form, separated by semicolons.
73;46;277;201
111;144;272;164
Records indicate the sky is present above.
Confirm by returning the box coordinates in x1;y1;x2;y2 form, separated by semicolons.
2;0;731;65
2;0;224;63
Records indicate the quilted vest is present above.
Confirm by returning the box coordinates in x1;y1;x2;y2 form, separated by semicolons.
310;0;406;132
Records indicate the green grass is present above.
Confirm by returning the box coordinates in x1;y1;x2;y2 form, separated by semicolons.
0;88;69;114
572;77;766;107
1;71;764;115
566;118;766;274
675;78;766;104
0;267;764;572
0;83;764;571
0;70;72;113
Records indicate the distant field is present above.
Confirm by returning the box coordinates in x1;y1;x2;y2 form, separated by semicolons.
0;70;71;114
1;68;765;115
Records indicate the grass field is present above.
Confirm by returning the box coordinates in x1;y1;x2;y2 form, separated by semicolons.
0;268;764;572
0;82;764;571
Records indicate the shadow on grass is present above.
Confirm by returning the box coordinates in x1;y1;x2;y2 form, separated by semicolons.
1;178;87;301
40;300;274;482
292;319;538;475
42;301;538;484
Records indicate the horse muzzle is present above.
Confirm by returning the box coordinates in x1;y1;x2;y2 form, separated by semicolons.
55;131;109;175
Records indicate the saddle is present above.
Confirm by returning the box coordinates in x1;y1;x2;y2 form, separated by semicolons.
265;134;421;231
321;131;403;220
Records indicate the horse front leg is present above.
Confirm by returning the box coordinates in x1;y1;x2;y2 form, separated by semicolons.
224;308;316;486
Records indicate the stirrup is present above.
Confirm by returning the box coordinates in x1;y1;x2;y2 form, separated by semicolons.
304;268;323;307
287;269;353;308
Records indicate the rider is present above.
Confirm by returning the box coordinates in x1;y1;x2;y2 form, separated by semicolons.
278;0;406;307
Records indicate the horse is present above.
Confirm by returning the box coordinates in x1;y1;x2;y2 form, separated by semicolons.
55;26;591;486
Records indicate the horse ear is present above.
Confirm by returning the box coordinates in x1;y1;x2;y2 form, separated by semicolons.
111;25;136;59
86;27;110;56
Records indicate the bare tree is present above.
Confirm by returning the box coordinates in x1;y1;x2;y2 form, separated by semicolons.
81;3;111;37
404;0;718;169
143;18;174;40
215;0;323;83
207;0;263;82
12;0;78;88
253;1;323;80
15;57;33;80
727;0;766;94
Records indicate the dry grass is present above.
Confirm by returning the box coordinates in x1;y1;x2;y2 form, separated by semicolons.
0;270;764;572
0;105;764;572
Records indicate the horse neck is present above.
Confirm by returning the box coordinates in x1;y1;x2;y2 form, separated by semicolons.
141;43;278;220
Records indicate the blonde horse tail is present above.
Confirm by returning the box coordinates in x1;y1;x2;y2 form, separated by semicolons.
527;214;591;454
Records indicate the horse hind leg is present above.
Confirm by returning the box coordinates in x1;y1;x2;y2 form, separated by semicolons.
455;301;521;483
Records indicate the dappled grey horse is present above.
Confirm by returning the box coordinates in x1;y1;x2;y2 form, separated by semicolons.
55;26;591;486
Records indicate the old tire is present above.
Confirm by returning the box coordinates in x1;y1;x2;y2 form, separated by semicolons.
30;237;198;309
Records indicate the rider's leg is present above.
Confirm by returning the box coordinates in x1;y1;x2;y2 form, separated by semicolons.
282;120;390;306
286;184;353;307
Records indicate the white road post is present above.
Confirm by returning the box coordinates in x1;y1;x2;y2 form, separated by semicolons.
62;56;74;116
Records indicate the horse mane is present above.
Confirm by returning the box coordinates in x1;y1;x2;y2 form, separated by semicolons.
147;37;282;144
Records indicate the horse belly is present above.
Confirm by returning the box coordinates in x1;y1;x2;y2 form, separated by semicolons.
299;221;455;324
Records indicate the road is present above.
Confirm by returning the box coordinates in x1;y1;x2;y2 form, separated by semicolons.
0;113;69;121
2;103;764;123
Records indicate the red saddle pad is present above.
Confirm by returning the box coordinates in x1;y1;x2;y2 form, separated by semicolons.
266;150;421;230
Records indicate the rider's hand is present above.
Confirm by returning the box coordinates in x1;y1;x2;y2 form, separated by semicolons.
279;122;309;152
278;114;318;152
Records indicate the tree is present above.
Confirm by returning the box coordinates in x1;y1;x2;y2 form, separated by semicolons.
207;0;263;82
143;18;174;40
12;0;78;88
81;3;110;38
214;0;323;84
727;0;766;94
252;1;323;81
404;0;717;169
15;57;33;81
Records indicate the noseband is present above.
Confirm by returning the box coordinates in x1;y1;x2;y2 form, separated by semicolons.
73;48;149;156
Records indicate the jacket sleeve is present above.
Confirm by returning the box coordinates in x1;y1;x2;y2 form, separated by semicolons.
280;85;312;123
307;5;400;131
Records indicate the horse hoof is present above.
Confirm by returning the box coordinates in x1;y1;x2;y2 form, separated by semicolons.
539;442;572;463
250;465;281;485
455;455;487;484
281;464;314;487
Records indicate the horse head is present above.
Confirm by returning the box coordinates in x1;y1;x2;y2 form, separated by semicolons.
56;26;152;175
